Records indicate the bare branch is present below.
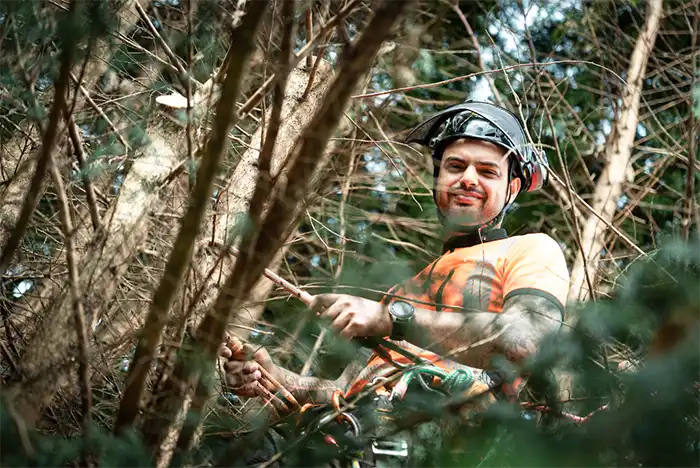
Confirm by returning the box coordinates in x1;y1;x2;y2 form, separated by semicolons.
47;151;92;436
682;7;698;240
0;2;78;275
569;0;664;301
64;109;102;232
114;0;271;434
141;0;414;451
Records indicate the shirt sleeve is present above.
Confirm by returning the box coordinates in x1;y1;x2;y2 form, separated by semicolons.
502;233;571;317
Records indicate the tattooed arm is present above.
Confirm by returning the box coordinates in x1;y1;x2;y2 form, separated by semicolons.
408;294;563;369
222;339;368;406
274;346;501;405
312;292;563;371
275;355;369;405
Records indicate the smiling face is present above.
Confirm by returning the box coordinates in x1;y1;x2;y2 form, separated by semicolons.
435;138;521;229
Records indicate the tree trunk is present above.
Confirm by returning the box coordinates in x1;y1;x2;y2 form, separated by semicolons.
568;0;664;302
142;58;335;465
0;0;152;256
139;0;413;455
190;59;333;339
4;131;181;426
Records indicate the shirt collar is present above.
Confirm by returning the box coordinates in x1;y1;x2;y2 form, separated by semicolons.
441;228;508;253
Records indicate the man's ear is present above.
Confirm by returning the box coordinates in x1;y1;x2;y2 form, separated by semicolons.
508;177;521;205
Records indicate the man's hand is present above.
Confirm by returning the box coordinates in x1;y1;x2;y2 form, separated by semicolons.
218;337;279;398
311;293;392;339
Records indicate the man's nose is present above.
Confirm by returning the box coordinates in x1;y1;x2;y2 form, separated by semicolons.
459;165;479;187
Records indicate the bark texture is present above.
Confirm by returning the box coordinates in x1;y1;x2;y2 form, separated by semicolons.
192;59;333;339
0;0;151;254
568;0;664;301
139;0;413;456
5;133;180;426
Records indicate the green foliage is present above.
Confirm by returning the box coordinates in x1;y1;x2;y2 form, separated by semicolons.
1;0;697;466
0;402;153;467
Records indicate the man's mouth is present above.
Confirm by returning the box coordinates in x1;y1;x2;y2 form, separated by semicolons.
450;191;484;204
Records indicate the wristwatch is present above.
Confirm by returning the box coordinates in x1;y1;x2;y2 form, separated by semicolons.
388;300;416;340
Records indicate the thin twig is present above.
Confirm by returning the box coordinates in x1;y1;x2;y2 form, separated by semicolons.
132;0;197;90
185;0;195;191
71;72;131;153
222;243;314;306
682;7;698;240
520;19;597;301
245;0;296;243
0;5;77;275
147;0;412;452
450;0;504;107
236;0;362;118
64;108;102;231
525;403;610;424
548;171;647;258
120;0;271;439
305;8;313;67
352;59;629;100
306;6;314;67
257;365;301;409
301;329;326;376
302;35;330;100
48;151;92;435
0;339;18;376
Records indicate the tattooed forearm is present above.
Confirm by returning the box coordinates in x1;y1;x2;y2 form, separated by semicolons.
409;294;562;369
277;367;338;405
276;352;370;405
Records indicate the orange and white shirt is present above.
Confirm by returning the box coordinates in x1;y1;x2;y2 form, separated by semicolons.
345;231;570;398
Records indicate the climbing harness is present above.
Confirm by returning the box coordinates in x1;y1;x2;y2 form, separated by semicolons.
222;248;507;466
270;336;494;468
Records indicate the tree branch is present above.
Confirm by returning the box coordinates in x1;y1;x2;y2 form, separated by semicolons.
114;0;271;435
0;3;77;275
47;150;92;439
141;0;414;451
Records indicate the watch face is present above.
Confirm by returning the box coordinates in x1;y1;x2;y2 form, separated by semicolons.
391;301;414;319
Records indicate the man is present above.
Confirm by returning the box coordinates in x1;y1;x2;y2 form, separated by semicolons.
220;100;570;430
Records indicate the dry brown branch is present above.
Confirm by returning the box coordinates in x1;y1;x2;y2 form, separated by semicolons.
70;73;131;154
519;12;597;302
302;35;331;101
450;0;505;107
132;0;191;86
166;3;299;455
306;8;314;68
140;0;413;452
248;0;296;236
5;132;180;427
351;59;628;100
190;60;334;346
0;0;149;257
300;96;366;376
47;150;92;432
0;3;77;275
682;8;698;240
114;0;271;435
140;59;335;459
146;62;338;438
236;0;362;118
64;108;102;232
